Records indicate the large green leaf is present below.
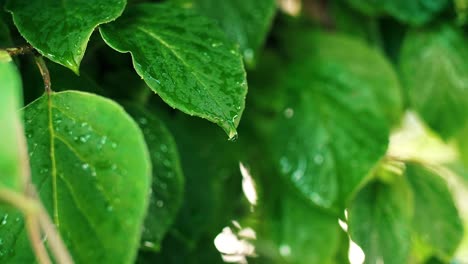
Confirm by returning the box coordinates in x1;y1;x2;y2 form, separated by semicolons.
100;3;247;139
0;91;151;263
124;105;184;252
345;0;449;25
270;31;392;210
0;51;23;192
406;163;463;261
348;175;413;264
5;0;126;73
399;25;468;139
172;0;277;65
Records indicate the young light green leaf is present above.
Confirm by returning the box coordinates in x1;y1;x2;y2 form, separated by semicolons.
406;163;463;261
0;91;151;263
399;25;468;139
124;105;184;252
348;175;413;264
172;0;277;65
100;3;247;139
270;32;393;210
5;0;126;73
0;51;23;192
345;0;449;25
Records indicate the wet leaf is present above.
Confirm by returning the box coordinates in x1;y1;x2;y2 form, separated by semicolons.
172;0;277;65
100;3;247;139
0;91;151;263
271;31;392;210
124;105;184;252
6;0;126;72
399;25;468;139
0;51;23;192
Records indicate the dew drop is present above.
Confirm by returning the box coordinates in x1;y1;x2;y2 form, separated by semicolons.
279;245;291;257
284;108;294;118
211;42;222;48
160;144;168;152
82;163;89;170
314;154;324;165
156;200;164;208
139;118;148;125
1;214;8;225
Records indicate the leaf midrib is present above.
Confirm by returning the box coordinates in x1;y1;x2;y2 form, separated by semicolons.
47;94;60;227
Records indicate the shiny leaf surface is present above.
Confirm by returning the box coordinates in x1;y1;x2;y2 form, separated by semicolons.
100;3;247;139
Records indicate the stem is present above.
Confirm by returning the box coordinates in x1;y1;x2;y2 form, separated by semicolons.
0;188;39;214
5;45;34;56
29;187;74;264
34;56;52;94
25;214;52;264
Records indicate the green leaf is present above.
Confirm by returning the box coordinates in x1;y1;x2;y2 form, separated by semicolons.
259;191;341;264
344;0;449;25
100;3;247;139
0;17;13;47
406;163;463;261
5;0;126;73
158;111;242;250
458;125;468;168
0;91;151;263
0;51;23;192
348;175;413;264
124;105;184;252
399;25;468;139
172;0;277;65
271;32;392;210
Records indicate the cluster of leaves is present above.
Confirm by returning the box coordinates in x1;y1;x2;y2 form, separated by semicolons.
0;0;467;263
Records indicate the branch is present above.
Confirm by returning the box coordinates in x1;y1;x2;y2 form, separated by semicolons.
33;56;52;94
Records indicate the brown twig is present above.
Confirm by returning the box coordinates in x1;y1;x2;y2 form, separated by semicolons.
28;187;74;264
25;213;52;264
33;55;52;94
5;45;34;56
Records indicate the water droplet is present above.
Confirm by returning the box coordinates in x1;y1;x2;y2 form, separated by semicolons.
107;205;113;212
211;42;222;48
1;214;8;225
80;135;91;143
91;171;97;177
82;163;89;170
111;164;117;170
314;154;324;165
160;144;168;152
111;142;118;149
243;49;254;62
143;241;155;248
283;108;294;118
156;200;164;207
279;245;291;256
81;122;88;127
139;118;148;125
